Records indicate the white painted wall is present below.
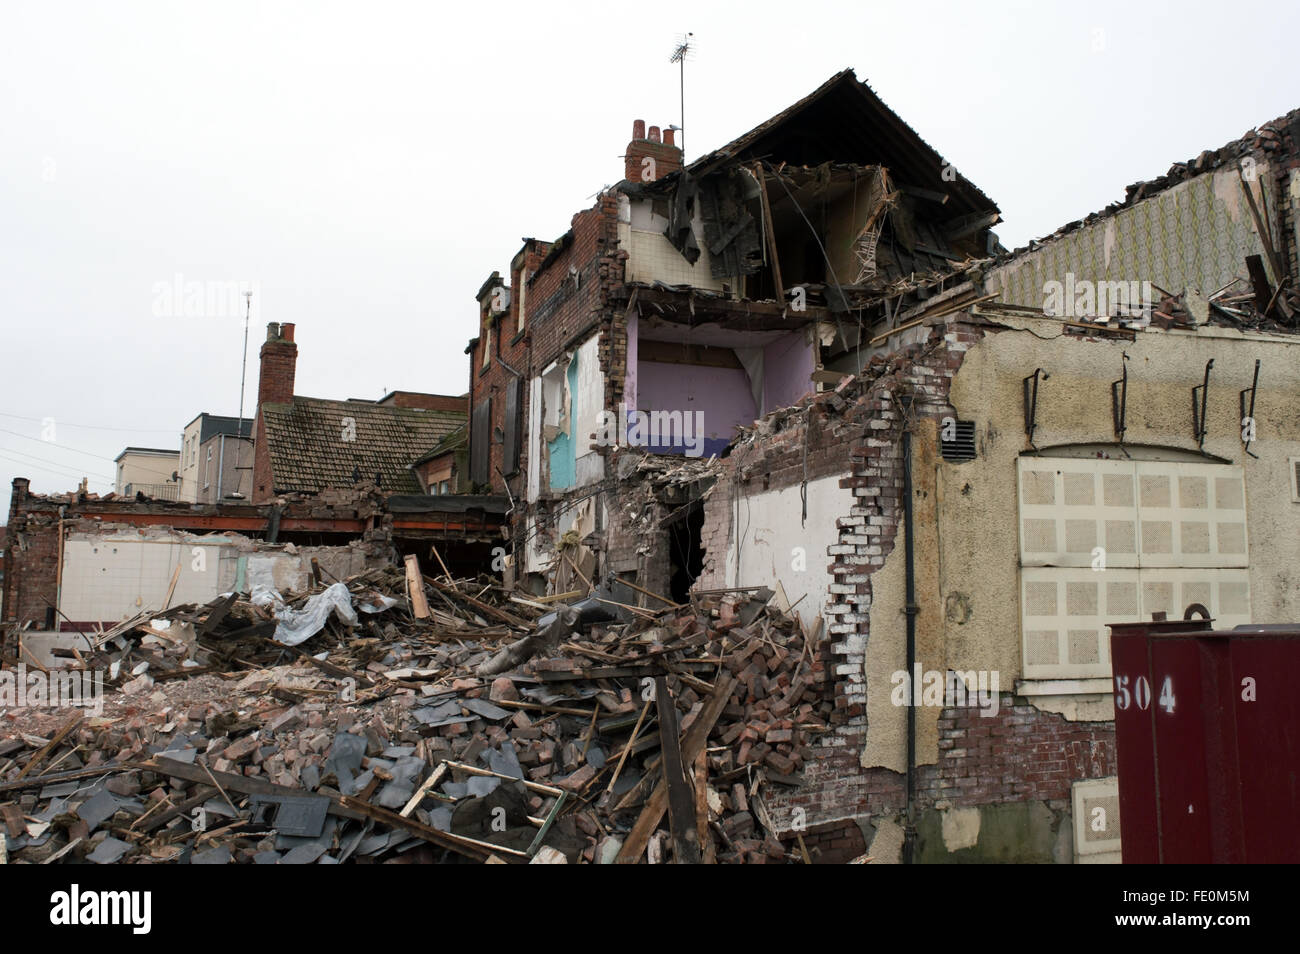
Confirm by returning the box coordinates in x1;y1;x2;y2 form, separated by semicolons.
722;473;851;631
526;375;543;503
574;334;605;487
60;536;235;622
59;531;372;623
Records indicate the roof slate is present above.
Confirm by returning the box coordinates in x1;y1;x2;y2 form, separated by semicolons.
260;397;465;495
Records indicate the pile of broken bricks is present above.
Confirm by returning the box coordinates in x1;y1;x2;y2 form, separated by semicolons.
1;571;841;864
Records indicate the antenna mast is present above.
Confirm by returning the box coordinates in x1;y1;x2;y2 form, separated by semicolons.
670;33;693;162
230;289;252;499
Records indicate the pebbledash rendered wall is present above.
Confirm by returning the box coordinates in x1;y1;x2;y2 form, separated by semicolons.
696;310;1300;863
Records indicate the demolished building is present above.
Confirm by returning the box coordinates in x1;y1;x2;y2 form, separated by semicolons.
466;70;1300;861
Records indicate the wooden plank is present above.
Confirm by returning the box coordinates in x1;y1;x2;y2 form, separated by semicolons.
143;756;365;822
619;578;682;608
399;762;448;817
405;555;432;619
15;712;81;781
752;163;784;302
425;576;531;629
654;675;700;864
1238;170;1286;287
695;748;715;864
606;696;653;795
337;795;498;861
428;544;458;590
161;560;183;611
135;786;217;833
616;672;734;863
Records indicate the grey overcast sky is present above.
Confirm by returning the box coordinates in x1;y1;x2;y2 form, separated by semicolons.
4;0;1299;497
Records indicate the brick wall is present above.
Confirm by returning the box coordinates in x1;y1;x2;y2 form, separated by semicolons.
2;481;399;629
3;479;59;626
624;120;683;183
379;391;467;413
470;269;530;500
697;315;1121;851
526;196;623;374
256;322;297;409
252;413;273;503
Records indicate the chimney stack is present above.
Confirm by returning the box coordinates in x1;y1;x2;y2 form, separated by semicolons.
624;118;683;183
257;321;298;410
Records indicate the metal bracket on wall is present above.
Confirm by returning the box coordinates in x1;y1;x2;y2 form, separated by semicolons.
1111;354;1129;443
1239;359;1261;460
1023;368;1048;449
1192;359;1214;451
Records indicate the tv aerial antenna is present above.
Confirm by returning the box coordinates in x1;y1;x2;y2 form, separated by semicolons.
669;33;694;161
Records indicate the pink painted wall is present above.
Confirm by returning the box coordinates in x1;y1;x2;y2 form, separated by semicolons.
636;360;756;455
762;329;814;414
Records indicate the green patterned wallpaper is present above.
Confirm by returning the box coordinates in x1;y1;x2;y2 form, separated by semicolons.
990;162;1277;311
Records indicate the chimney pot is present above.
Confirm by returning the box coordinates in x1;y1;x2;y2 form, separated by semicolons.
663;127;675;146
266;322;280;341
281;322;295;342
648;125;661;143
632;119;646;140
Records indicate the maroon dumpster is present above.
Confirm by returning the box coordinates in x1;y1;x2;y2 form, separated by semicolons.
1109;618;1300;863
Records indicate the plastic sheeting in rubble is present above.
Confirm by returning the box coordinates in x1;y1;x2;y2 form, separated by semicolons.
250;582;397;646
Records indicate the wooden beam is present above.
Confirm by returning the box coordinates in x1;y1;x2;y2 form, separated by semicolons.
616;672;735;863
15;712;81;781
338;795;499;862
752;163;784;303
425;575;531;629
405;554;432;619
638;339;743;369
161;560;182;611
1238;170;1285;287
400;762;448;817
897;184;949;205
654;675;700;864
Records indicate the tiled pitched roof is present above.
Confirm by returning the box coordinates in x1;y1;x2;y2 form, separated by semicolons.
260;397;465;495
412;422;468;466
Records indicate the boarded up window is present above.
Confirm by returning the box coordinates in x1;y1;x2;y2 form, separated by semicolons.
470;397;492;486
1018;457;1249;680
503;377;522;477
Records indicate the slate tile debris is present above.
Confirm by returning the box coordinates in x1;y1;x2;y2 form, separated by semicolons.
1;567;836;863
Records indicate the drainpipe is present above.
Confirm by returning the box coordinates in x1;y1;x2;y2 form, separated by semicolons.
54;505;66;633
216;434;226;503
901;413;919;863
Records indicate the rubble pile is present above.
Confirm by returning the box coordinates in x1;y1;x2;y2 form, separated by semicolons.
1;568;832;864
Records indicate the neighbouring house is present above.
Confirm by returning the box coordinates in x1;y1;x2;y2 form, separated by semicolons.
113;446;181;500
179;412;253;503
413;424;469;495
250;322;467;502
465;70;1300;862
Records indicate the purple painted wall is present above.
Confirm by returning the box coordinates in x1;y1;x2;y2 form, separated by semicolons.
637;360;756;456
762;329;814;414
624;311;638;440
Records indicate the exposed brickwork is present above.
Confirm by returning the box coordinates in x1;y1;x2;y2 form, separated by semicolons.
526;198;622;374
696;315;1121;843
469;267;530;499
2;480;410;630
781;818;868;864
624;120;683;184
378;391;467;413
920;696;1115;806
252;411;273;503
253;321;296;504
256;322;297;409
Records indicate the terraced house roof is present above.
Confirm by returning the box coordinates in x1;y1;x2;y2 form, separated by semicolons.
260;397;465;495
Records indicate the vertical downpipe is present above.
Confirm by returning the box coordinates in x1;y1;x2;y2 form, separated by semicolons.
901;415;919;863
